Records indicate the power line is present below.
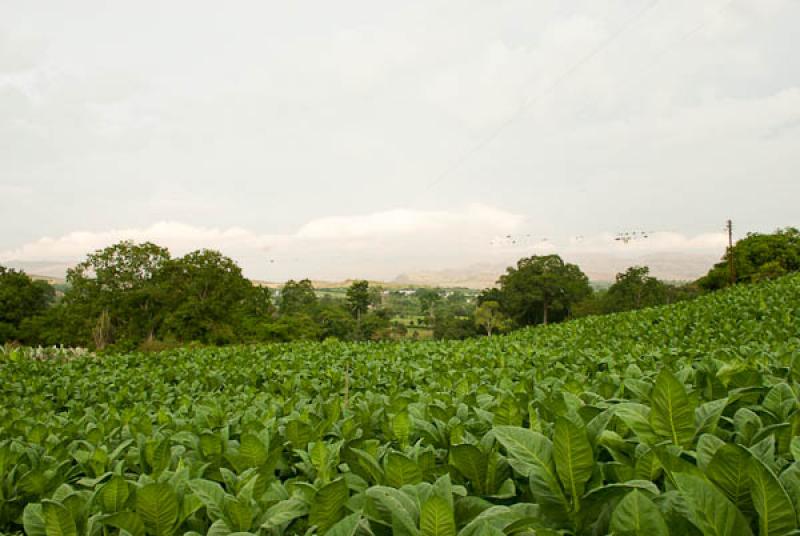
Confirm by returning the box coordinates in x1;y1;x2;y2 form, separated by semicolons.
416;0;661;198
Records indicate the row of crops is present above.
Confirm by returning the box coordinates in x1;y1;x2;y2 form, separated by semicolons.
1;274;800;535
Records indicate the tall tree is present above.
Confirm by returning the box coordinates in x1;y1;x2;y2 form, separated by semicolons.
498;255;591;325
415;288;442;321
346;280;371;320
605;266;667;312
699;227;800;290
473;300;508;336
64;241;171;346
159;249;253;343
0;267;55;343
279;279;318;315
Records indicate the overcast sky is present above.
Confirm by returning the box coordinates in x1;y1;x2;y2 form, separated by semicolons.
1;0;798;281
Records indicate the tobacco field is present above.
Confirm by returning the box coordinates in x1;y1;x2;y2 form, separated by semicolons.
1;274;800;536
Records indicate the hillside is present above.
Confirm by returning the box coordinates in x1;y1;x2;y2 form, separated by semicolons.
1;274;799;535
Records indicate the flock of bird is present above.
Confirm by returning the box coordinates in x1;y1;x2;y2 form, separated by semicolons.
488;230;654;248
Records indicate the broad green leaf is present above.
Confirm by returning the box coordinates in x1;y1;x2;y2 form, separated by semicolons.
325;512;362;536
420;495;456;536
614;403;659;445
223;496;253;532
695;398;729;436
385;451;423;488
100;511;146;536
649;368;696;448
136;482;178;536
674;473;753;536
23;503;46;536
610;490;669;536
707;444;753;511
449;444;487;493
42;501;78;536
237;433;267;468
697;434;726;471
188;479;226;521
748;454;798;536
553;417;594;505
365;486;420;536
97;474;130;513
259;497;308;530
309;478;349;534
492;425;563;505
393;412;411;446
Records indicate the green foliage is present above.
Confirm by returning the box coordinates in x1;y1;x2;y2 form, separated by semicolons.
279;279;318;315
604;266;668;312
345;280;370;320
473;301;509;336
1;274;800;535
699;227;800;290
0;266;55;344
497;254;591;325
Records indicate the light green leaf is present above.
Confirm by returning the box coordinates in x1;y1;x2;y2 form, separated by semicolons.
365;486;420;536
100;511;146;536
325;512;362;536
23;503;46;536
748;454;798;536
97;475;130;513
188;479;226;521
707;444;752;511
385;452;423;488
553;417;594;505
449;445;487;493
674;473;753;536
309;478;349;534
610;490;669;536
420;495;456;536
649;368;696;448
136;482;178;536
259;497;308;530
393;412;411;446
42;501;78;536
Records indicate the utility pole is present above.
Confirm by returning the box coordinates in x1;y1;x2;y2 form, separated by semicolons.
726;219;735;286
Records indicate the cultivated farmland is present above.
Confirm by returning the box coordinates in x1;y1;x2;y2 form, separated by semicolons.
1;274;800;535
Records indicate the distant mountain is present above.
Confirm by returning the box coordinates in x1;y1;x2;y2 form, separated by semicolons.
1;260;72;282
3;251;719;290
392;252;719;289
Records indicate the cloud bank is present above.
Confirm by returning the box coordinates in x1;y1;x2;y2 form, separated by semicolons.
0;204;729;282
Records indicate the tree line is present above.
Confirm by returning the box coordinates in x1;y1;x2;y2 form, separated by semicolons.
1;227;797;349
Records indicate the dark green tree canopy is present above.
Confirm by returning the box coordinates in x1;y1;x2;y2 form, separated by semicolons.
64;241;172;345
415;288;442;317
699;227;800;290
346;280;370;319
159;249;254;344
605;266;668;312
279;279;318;315
498;254;591;325
0;266;55;343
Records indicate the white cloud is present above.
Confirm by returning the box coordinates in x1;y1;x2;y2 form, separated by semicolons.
0;204;733;281
296;204;524;240
0;205;525;278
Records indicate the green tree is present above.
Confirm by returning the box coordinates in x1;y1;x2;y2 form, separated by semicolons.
474;300;508;336
699;227;800;290
0;267;55;343
63;241;171;347
346;280;370;320
498;255;591;325
415;288;442;321
279;279;318;315
159;249;253;344
604;266;668;312
316;302;357;341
